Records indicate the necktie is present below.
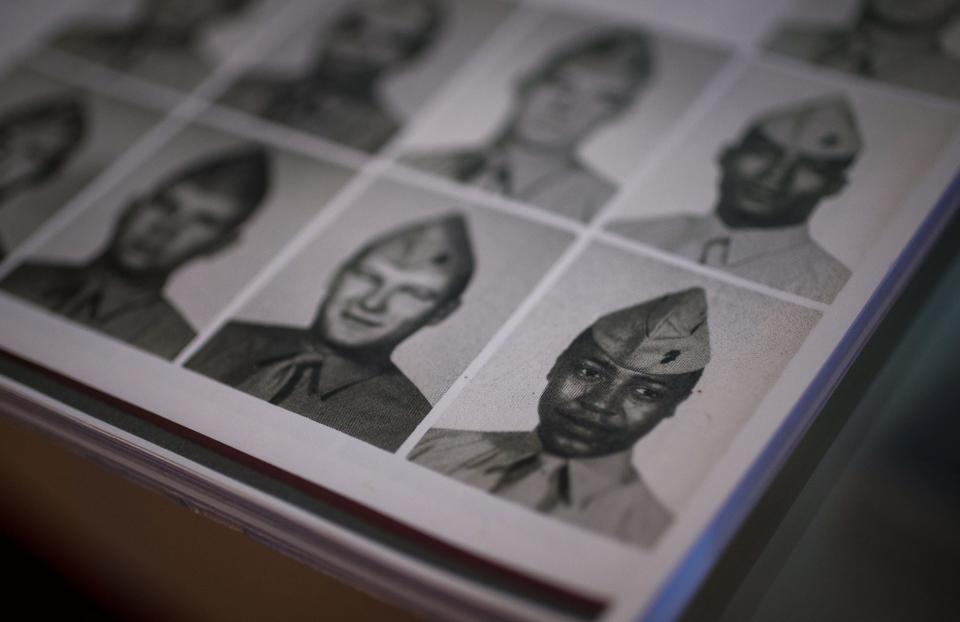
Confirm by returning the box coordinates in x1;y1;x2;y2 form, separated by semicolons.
45;279;104;320
816;34;874;76
699;236;730;266
467;152;512;195
535;463;571;512
242;350;327;405
492;455;572;511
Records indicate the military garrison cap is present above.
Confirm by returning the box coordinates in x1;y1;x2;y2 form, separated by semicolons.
161;146;270;220
357;213;475;291
751;95;862;161
591;287;710;374
532;28;653;91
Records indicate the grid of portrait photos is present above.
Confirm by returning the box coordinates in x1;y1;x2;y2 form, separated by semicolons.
1;0;959;592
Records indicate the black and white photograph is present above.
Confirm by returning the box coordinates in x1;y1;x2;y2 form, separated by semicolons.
42;0;282;92
606;63;960;304
216;0;515;153
186;178;574;451
765;0;960;100
409;242;822;548
1;120;354;359
0;67;164;259
398;9;729;222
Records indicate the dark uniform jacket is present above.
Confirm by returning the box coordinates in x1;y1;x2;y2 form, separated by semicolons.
186;321;431;452
1;260;196;359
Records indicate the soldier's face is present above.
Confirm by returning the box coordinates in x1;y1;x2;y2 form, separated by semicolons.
318;253;455;350
513;60;638;150
719;130;847;225
866;0;960;26
110;181;245;273
536;337;689;459
322;0;432;78
0;115;76;196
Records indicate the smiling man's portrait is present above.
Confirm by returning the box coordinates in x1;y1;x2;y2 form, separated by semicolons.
1;146;269;359
411;287;709;547
403;28;653;222
220;0;445;152
186;214;475;451
0;95;86;258
608;95;862;304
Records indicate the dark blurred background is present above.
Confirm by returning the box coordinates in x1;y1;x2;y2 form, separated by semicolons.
0;414;421;621
682;209;960;621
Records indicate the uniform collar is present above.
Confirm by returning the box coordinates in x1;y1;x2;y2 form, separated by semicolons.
479;140;582;195
41;260;166;321
701;214;814;266
496;433;638;507
258;336;393;400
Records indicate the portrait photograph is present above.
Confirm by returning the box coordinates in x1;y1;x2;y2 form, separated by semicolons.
605;62;960;303
0;66;164;259
765;0;960;100
39;0;287;93
409;241;822;548
215;0;516;153
186;177;574;451
397;8;730;223
1;119;355;359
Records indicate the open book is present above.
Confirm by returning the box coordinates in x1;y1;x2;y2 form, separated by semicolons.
1;0;958;619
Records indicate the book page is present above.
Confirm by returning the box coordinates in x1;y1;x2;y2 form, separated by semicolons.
0;0;958;619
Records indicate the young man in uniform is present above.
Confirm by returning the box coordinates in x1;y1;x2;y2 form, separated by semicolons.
404;29;653;222
412;287;709;548
2;147;269;359
609;96;862;304
187;214;475;452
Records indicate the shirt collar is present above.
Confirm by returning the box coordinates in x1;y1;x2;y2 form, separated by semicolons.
702;215;814;265
281;337;392;399
73;261;165;319
499;434;638;507
483;142;580;193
